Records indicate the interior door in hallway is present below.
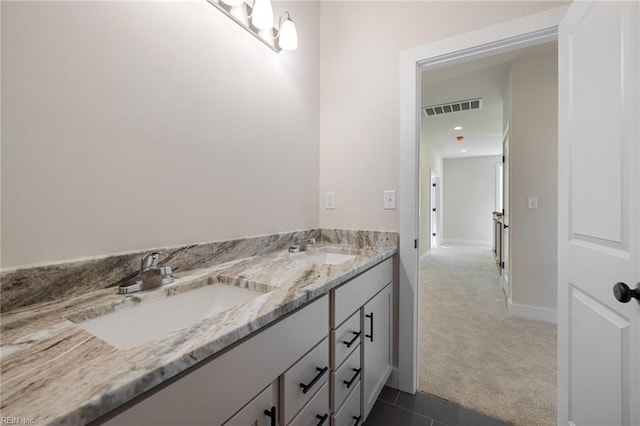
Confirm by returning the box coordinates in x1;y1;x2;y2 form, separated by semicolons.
558;1;639;425
501;123;510;299
430;175;439;249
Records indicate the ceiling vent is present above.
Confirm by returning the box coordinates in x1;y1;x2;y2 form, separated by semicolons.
423;98;483;117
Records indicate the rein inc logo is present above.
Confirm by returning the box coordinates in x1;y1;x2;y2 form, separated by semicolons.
1;418;35;425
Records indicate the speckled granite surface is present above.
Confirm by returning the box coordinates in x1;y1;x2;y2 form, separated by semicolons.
0;229;396;425
0;230;323;313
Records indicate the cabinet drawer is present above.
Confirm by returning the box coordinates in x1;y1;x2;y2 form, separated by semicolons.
331;310;360;370
331;258;392;327
331;344;361;412
331;382;361;426
283;337;330;424
288;381;330;426
223;383;275;426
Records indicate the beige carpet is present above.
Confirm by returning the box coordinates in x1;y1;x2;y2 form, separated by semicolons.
418;244;557;426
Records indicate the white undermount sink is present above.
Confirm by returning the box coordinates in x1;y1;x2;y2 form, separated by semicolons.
74;284;264;350
299;251;356;265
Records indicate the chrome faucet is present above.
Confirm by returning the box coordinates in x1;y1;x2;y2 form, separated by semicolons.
118;251;174;294
288;236;316;253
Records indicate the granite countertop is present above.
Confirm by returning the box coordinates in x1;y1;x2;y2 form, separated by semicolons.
0;243;396;425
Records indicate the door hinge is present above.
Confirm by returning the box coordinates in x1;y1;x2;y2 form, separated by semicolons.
414;239;418;249
501;261;505;269
432;183;436;187
502;155;505;163
432;233;436;237
432;208;436;212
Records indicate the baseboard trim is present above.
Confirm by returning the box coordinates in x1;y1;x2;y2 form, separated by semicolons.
508;300;557;324
441;238;492;247
386;366;400;389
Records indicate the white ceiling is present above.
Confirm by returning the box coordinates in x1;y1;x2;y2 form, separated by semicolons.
421;41;557;159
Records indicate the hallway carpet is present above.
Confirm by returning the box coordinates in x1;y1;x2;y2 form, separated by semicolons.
418;245;557;426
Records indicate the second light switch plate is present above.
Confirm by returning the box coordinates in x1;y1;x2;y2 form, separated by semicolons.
326;192;336;209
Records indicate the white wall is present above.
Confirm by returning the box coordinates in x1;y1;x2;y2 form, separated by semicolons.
442;156;500;245
1;1;320;268
318;1;568;232
2;1;566;270
418;133;443;257
508;47;558;314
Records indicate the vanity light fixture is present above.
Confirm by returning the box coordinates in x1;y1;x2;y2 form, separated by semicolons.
251;0;274;30
220;0;243;7
277;12;298;51
207;0;297;52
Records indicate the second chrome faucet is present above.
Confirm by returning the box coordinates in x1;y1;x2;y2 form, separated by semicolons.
288;235;316;253
118;251;174;294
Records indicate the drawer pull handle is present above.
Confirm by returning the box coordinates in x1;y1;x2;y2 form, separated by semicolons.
342;331;362;348
300;366;328;394
342;368;361;389
352;415;362;425
365;313;374;342
316;413;329;425
264;406;276;426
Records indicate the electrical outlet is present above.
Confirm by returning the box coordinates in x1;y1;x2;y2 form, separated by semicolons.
527;196;538;210
384;190;396;210
326;192;336;209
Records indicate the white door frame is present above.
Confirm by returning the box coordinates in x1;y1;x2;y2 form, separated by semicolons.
397;6;568;394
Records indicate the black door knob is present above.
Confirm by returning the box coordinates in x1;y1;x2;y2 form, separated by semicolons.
613;282;640;304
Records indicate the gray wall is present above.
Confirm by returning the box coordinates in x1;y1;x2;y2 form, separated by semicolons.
443;156;501;245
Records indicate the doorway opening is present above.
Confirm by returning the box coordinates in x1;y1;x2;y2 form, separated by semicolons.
416;41;559;425
397;10;566;398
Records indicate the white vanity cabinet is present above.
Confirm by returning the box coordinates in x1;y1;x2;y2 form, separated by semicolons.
329;257;393;425
98;256;394;426
101;295;329;426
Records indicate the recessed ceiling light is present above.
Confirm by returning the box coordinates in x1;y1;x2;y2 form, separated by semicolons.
454;126;463;130
461;149;468;153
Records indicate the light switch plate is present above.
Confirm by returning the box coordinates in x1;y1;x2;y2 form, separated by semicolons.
384;190;397;210
326;192;336;209
527;196;538;210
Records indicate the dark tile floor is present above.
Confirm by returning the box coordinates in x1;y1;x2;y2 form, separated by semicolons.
364;387;513;426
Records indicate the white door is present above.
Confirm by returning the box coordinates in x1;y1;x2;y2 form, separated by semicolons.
558;1;639;425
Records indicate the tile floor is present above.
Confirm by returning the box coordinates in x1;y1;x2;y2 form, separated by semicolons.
364;387;512;426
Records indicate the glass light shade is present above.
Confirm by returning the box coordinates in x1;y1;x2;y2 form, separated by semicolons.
278;17;298;50
251;0;274;30
220;0;244;6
